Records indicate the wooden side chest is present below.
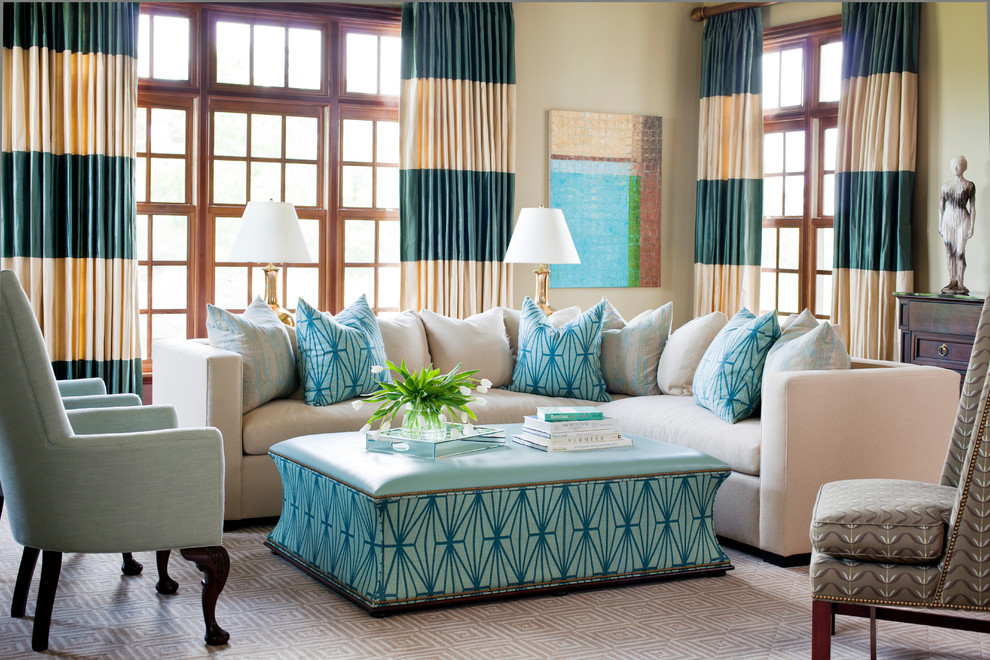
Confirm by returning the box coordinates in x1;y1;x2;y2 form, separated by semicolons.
894;292;983;380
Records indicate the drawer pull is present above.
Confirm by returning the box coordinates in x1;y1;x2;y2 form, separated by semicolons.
938;343;949;357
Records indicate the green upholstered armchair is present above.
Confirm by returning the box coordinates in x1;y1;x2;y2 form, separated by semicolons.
0;270;230;652
4;377;162;587
810;290;990;658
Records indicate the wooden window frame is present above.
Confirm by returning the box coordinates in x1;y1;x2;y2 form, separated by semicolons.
137;2;399;374
762;16;842;319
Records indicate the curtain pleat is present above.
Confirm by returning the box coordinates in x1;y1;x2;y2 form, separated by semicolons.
694;8;763;318
399;2;515;318
832;2;918;361
1;2;142;394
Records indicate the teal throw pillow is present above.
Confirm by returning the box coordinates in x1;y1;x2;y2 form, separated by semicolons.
693;308;781;423
295;295;392;406
206;296;297;413
600;300;673;396
508;297;610;402
764;309;851;375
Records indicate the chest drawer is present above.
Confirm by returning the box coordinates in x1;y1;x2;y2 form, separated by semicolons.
915;336;973;364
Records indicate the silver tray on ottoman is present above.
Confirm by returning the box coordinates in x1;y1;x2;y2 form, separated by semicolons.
365;423;507;459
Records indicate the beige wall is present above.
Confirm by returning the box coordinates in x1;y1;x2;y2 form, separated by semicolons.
512;2;704;327
511;1;990;327
917;2;989;296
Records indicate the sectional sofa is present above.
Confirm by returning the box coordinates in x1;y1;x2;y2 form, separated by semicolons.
154;304;959;561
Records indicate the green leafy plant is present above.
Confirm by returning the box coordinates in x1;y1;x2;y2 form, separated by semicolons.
355;360;490;431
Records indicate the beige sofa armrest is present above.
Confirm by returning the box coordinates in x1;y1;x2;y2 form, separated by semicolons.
152;338;246;520
760;363;960;557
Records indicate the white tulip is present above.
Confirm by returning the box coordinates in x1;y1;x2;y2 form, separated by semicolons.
359;424;371;434
473;397;487;406
476;385;489;394
370;365;384;374
380;421;390;433
459;385;471;395
480;378;493;389
351;400;364;411
464;423;475;435
460;412;469;424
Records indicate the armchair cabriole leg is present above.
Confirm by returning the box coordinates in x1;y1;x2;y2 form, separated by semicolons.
812;600;832;660
32;550;61;652
156;550;178;594
120;552;143;576
180;546;230;646
11;546;39;618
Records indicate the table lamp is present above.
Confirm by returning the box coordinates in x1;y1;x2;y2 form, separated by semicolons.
228;201;313;326
503;207;580;314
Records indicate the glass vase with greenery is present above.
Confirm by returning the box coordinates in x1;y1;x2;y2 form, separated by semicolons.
353;361;491;441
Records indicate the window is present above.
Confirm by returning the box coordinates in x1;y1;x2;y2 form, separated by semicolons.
761;17;841;320
137;3;400;367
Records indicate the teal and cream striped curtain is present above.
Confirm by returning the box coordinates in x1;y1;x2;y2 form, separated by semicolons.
399;2;515;318
1;3;142;394
694;8;763;318
832;3;918;360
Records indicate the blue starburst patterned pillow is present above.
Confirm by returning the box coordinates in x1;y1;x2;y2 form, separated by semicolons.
295;296;392;406
508;297;610;402
693;308;781;423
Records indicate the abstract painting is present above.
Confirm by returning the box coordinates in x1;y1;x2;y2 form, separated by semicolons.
548;110;662;288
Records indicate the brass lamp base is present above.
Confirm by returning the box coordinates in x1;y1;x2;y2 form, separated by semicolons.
533;263;554;315
263;263;295;327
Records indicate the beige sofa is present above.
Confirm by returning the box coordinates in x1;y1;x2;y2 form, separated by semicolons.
153;311;960;561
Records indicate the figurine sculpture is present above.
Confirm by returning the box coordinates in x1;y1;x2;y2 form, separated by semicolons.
939;155;976;295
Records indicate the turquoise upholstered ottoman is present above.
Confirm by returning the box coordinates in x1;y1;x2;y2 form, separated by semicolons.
266;425;731;613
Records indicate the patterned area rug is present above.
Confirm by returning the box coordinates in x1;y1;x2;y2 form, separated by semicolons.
0;518;987;659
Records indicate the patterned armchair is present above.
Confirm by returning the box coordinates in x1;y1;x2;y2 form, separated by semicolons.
810;290;990;658
0;270;230;652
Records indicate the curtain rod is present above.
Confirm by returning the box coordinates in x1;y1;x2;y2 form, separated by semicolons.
690;2;778;22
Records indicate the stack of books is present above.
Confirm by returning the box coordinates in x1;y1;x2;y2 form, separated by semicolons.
512;406;630;452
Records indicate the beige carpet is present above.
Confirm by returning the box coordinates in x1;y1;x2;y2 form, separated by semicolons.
0;518;988;659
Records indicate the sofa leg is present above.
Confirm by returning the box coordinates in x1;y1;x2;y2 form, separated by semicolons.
11;546;39;618
812;600;832;660
181;546;230;646
156;550;179;594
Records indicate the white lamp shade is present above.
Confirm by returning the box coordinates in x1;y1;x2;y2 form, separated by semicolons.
503;207;580;264
227;201;314;263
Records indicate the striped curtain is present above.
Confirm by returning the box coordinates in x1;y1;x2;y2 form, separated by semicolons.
1;3;142;394
399;2;515;318
832;3;918;360
694;8;763;318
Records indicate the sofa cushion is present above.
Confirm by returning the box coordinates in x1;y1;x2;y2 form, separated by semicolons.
811;479;956;564
597;394;761;475
657;312;727;396
508;298;610;402
764;309;851;376
502;305;581;358
693;308;780;424
420;307;513;386
600;300;673;396
206;296;297;413
295;296;391;406
378;311;431;373
241;387;606;456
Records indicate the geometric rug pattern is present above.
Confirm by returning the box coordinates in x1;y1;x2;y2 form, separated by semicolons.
267;456;729;609
1;516;989;658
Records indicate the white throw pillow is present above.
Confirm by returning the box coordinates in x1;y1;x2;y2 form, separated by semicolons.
764;309;851;375
657;311;728;396
420;307;514;387
377;311;431;373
